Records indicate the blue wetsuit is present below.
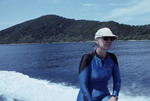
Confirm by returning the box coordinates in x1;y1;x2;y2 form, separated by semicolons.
77;51;121;101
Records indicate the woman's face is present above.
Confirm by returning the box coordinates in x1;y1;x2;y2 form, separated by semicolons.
96;37;114;50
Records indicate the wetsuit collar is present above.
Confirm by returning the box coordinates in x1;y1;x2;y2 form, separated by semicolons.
95;50;108;61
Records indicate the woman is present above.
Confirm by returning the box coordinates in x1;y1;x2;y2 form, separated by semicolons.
77;27;121;101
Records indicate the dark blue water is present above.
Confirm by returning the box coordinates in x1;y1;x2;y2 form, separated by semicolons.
0;41;150;97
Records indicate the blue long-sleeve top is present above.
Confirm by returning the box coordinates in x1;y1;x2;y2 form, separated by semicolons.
77;51;121;101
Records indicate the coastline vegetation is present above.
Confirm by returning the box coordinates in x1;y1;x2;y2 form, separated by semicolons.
0;15;150;44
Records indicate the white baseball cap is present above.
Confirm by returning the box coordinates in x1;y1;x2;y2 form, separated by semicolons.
94;27;118;39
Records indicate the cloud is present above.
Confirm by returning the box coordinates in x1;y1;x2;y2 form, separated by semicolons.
83;3;95;7
105;0;150;20
43;0;61;4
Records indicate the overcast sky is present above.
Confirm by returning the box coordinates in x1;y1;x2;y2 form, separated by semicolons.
1;0;150;30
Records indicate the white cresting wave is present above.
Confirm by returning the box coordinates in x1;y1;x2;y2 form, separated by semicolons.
0;71;149;101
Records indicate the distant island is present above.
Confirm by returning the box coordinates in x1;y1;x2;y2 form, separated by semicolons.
0;15;150;44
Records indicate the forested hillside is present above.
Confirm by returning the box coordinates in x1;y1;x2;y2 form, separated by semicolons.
0;15;150;44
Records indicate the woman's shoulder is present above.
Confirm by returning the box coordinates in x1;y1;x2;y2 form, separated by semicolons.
107;52;116;57
107;52;118;65
79;51;95;73
82;51;95;60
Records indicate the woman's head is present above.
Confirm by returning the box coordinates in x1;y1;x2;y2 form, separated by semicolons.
94;27;118;50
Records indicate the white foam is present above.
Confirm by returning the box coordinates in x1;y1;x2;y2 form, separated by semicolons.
0;71;78;101
0;71;149;101
118;94;150;101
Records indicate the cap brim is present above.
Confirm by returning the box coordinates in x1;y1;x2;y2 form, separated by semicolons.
101;35;118;39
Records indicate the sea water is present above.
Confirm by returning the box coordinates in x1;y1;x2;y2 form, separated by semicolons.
0;41;150;101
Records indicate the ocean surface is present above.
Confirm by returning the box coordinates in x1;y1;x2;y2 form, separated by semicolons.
0;41;150;101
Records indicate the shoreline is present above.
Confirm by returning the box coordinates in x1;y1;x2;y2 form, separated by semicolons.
0;40;149;45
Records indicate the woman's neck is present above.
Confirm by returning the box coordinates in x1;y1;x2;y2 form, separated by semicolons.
96;48;107;60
